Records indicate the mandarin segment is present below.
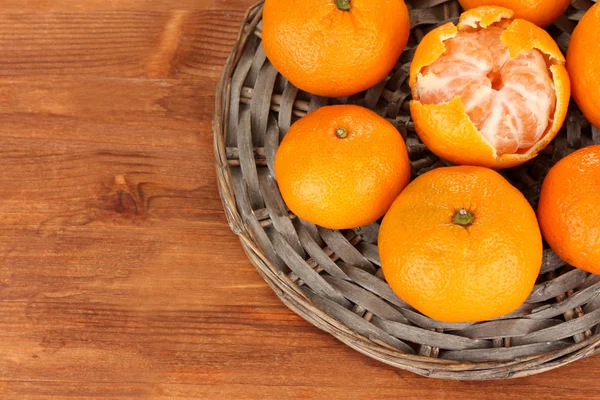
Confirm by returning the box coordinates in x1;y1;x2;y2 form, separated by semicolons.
274;105;411;230
379;166;542;323
409;6;569;168
478;26;509;77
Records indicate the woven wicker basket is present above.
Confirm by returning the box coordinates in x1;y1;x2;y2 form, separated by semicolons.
214;0;600;379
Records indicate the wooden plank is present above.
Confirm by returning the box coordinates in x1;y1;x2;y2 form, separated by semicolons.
0;0;253;11
0;9;245;79
0;77;213;135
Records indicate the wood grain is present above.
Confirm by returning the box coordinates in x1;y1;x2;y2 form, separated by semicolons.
1;0;599;398
0;8;244;78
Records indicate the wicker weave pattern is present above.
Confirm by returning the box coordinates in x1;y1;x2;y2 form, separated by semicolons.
214;0;600;379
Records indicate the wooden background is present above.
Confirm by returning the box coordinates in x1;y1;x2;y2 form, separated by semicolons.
1;0;599;398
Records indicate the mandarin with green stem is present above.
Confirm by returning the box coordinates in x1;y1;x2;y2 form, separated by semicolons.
275;105;411;230
262;0;410;97
379;166;542;323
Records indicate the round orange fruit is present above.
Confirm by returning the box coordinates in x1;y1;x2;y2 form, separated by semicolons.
538;145;600;274
274;105;411;230
458;0;571;27
379;166;542;323
567;2;600;129
409;6;570;169
262;0;410;97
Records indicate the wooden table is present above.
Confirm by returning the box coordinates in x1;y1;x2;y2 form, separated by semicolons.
1;1;598;398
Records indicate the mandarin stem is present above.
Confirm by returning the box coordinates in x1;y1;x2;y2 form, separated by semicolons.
453;209;475;227
336;127;348;138
335;0;351;11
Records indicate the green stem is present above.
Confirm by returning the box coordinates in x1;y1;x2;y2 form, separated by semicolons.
335;127;348;138
453;209;475;227
335;0;351;11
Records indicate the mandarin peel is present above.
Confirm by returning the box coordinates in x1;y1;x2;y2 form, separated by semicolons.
408;23;457;89
501;19;565;62
410;97;497;163
458;5;514;28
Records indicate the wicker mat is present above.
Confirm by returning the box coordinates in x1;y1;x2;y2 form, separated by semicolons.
214;0;600;379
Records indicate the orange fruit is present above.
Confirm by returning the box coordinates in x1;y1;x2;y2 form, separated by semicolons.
262;0;410;97
409;6;570;169
567;2;600;129
274;105;411;230
458;0;571;27
379;166;542;323
538;145;600;274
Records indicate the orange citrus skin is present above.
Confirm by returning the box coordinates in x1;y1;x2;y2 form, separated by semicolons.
459;0;571;27
379;166;542;323
409;6;570;169
275;105;411;230
567;2;600;129
538;145;600;274
262;0;410;97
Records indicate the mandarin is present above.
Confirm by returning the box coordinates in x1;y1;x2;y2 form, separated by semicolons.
410;6;570;169
274;105;411;230
262;0;410;97
538;145;600;274
567;2;600;129
379;166;542;323
458;0;571;27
